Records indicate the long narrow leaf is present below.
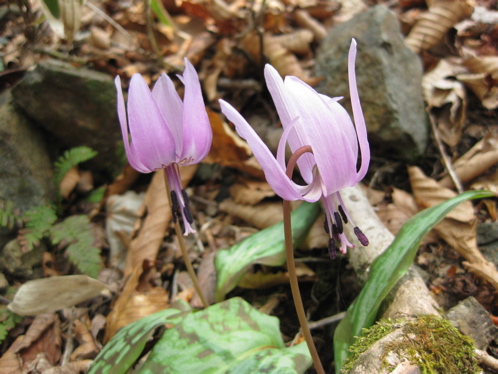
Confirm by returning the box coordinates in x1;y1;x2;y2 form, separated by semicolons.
334;190;494;373
215;202;320;302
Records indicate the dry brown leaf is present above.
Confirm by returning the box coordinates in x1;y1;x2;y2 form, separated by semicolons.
17;314;61;367
422;59;467;147
8;276;107;316
104;261;169;342
293;9;327;41
123;165;197;277
464;260;498;290
459;56;498;109
439;132;498;189
219;198;283;229
203;109;264;178
59;166;80;199
39;360;93;374
0;336;23;373
229;177;275;205
70;320;99;360
302;214;328;250
405;0;472;54
42;252;62;277
408;166;487;262
202;38;232;101
190;251;217;307
105;164;141;198
270;29;314;55
471;170;498;195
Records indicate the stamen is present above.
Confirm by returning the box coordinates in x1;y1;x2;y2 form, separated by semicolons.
354;227;369;246
182;189;190;207
334;211;343;234
338;205;348;224
183;207;194;224
328;238;337;260
332;224;339;240
171;191;179;223
323;218;330;234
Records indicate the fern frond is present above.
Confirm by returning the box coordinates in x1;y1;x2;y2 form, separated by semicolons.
18;205;58;251
54;146;98;186
50;215;102;278
0;200;23;230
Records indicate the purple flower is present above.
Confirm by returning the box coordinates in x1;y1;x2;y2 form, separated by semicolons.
115;58;212;234
219;39;369;256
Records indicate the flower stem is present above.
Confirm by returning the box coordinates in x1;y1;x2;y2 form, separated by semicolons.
284;146;325;374
163;169;209;308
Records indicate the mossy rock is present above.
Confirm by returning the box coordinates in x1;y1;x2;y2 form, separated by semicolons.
342;315;479;374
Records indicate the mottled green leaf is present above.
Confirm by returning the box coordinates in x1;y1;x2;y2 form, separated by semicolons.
334;190;494;373
42;0;59;18
215;202;320;302
140;297;312;373
88;300;192;374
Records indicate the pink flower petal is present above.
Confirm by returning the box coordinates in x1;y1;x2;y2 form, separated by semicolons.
348;39;370;180
127;74;176;171
152;73;184;156
180;58;212;164
220;99;316;202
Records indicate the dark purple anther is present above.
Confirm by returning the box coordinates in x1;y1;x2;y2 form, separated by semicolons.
328;238;337;260
334;212;343;234
354;227;369;246
338;205;348;224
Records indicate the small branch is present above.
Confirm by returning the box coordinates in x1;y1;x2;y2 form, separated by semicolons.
283;145;325;374
427;109;464;194
163;170;209;308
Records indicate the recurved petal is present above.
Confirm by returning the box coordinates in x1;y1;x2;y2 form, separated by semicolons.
180;58;212;164
285;76;358;194
152;73;184;155
115;75;151;173
265;65;315;183
127;74;176;171
219;99;308;201
348;39;370;180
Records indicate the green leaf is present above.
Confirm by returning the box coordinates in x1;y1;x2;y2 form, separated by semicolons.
85;186;106;203
140;297;312;373
42;0;60;18
88;300;192;374
334;190;495;373
54;146;98;187
150;0;173;27
215;202;321;302
19;205;58;251
0;200;22;230
50;215;102;278
0;307;22;344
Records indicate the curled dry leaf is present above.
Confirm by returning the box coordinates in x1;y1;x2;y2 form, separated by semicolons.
19;313;61;366
8;275;108;316
422;59;467;147
229;177;275;205
203;109;264;178
123;165;197;277
105;190;145;270
408;166;497;283
405;0;472;54
293;9;327;41
219;198;283;229
70;319;99;360
104;261;169;342
59;166;80;199
439;132;498;189
459;56;498;109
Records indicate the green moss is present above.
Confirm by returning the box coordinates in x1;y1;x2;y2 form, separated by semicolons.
341;315;479;374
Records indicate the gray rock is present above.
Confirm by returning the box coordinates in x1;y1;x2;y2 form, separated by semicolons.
446;296;498;350
315;5;429;162
0;90;56;247
0;239;44;279
11;59;122;174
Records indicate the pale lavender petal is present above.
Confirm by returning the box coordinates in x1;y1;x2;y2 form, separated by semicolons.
127;74;176;170
152;73;184;155
220;99;313;202
265;65;316;182
115;75;153;173
180;58;212;164
348;39;370;181
285;77;357;194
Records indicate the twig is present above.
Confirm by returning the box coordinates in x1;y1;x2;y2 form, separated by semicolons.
475;349;498;372
308;312;346;330
427;109;464;194
283;145;325;374
163;170;209;308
